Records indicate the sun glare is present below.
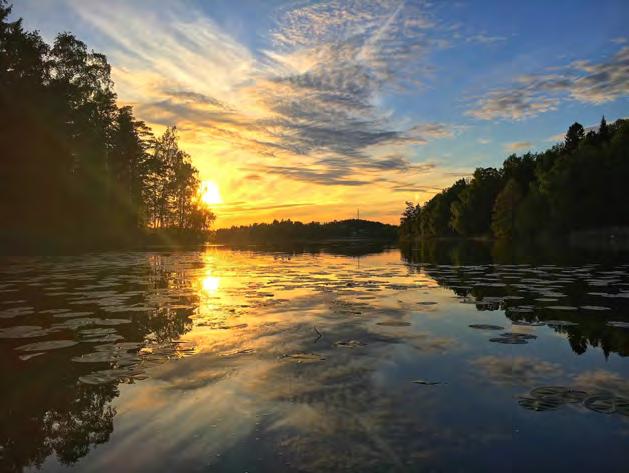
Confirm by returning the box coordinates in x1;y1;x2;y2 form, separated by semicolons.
200;180;223;206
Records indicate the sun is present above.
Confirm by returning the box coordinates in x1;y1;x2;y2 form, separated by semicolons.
199;180;223;205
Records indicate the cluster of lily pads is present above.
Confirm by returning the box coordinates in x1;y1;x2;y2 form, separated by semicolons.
468;324;538;344
518;386;629;416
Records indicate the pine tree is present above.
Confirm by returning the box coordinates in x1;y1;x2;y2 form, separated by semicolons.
599;116;609;142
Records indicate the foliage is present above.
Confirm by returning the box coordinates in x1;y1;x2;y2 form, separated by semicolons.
491;178;523;239
419;179;466;237
400;202;421;241
0;2;214;251
450;167;502;236
214;219;398;243
400;116;629;240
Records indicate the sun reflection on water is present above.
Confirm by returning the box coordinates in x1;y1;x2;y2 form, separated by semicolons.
201;274;221;294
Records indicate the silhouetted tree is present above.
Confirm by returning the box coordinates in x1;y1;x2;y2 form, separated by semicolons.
0;3;214;251
599;115;609;142
564;122;584;152
450;167;502;236
400;201;421;241
399;117;629;241
491;178;523;239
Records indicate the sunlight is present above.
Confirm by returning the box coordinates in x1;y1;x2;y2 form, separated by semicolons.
201;274;221;294
200;180;223;206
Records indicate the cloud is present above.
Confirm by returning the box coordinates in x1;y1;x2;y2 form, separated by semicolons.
244;164;370;187
467;46;629;120
470;356;561;385
467;88;559;120
572;369;629;396
407;122;456;139
15;0;490;225
466;33;507;44
504;141;533;152
67;0;459;193
546;132;566;143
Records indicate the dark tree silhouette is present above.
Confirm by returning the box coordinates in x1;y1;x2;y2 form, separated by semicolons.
599;115;609;142
564;122;585;152
400;118;629;241
214;219;398;244
0;2;214;253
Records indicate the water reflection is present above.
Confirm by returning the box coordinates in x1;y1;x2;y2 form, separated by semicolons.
201;274;220;294
1;244;628;472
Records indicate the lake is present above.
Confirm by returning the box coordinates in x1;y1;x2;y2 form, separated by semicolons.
1;243;628;472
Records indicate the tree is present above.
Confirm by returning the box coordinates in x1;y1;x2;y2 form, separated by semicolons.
491;178;523;239
598;116;609;142
564;122;584;152
109;106;152;232
419;179;466;237
450;168;502;236
400;201;421;240
0;4;215;250
401;118;629;241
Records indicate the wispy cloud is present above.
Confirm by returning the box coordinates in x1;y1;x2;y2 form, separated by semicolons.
67;0;459;195
466;33;507;44
467;46;629;120
470;356;561;386
19;0;623;226
504;141;533;152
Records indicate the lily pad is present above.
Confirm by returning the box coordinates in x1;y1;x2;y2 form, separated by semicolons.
616;397;629;417
607;321;629;329
583;393;617;414
531;386;587;403
281;353;325;363
501;332;537;340
19;352;45;361
469;324;504;330
509;307;534;313
545;320;578;327
78;368;135;385
489;337;528;344
0;325;57;339
335;340;365;348
412;379;445;385
16;340;78;352
518;395;563;411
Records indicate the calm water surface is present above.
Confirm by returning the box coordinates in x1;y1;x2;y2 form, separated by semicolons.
1;245;628;472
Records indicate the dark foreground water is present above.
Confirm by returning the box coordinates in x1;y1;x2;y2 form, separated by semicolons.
1;243;628;472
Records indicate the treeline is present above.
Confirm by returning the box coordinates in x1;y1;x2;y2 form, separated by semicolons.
0;2;214;252
214;219;398;243
400;118;629;241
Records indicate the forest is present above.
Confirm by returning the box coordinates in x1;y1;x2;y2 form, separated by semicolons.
400;118;629;241
0;2;214;252
214;219;399;244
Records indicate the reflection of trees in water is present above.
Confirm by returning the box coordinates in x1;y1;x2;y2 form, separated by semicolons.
0;253;200;471
401;241;629;358
0;368;118;472
402;239;629;266
224;241;396;258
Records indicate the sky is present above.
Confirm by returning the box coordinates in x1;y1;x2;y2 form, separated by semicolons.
12;0;629;227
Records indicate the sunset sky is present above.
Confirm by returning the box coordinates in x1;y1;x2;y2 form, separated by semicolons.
13;0;629;227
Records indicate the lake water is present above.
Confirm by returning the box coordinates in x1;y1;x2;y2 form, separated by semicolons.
1;244;628;472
